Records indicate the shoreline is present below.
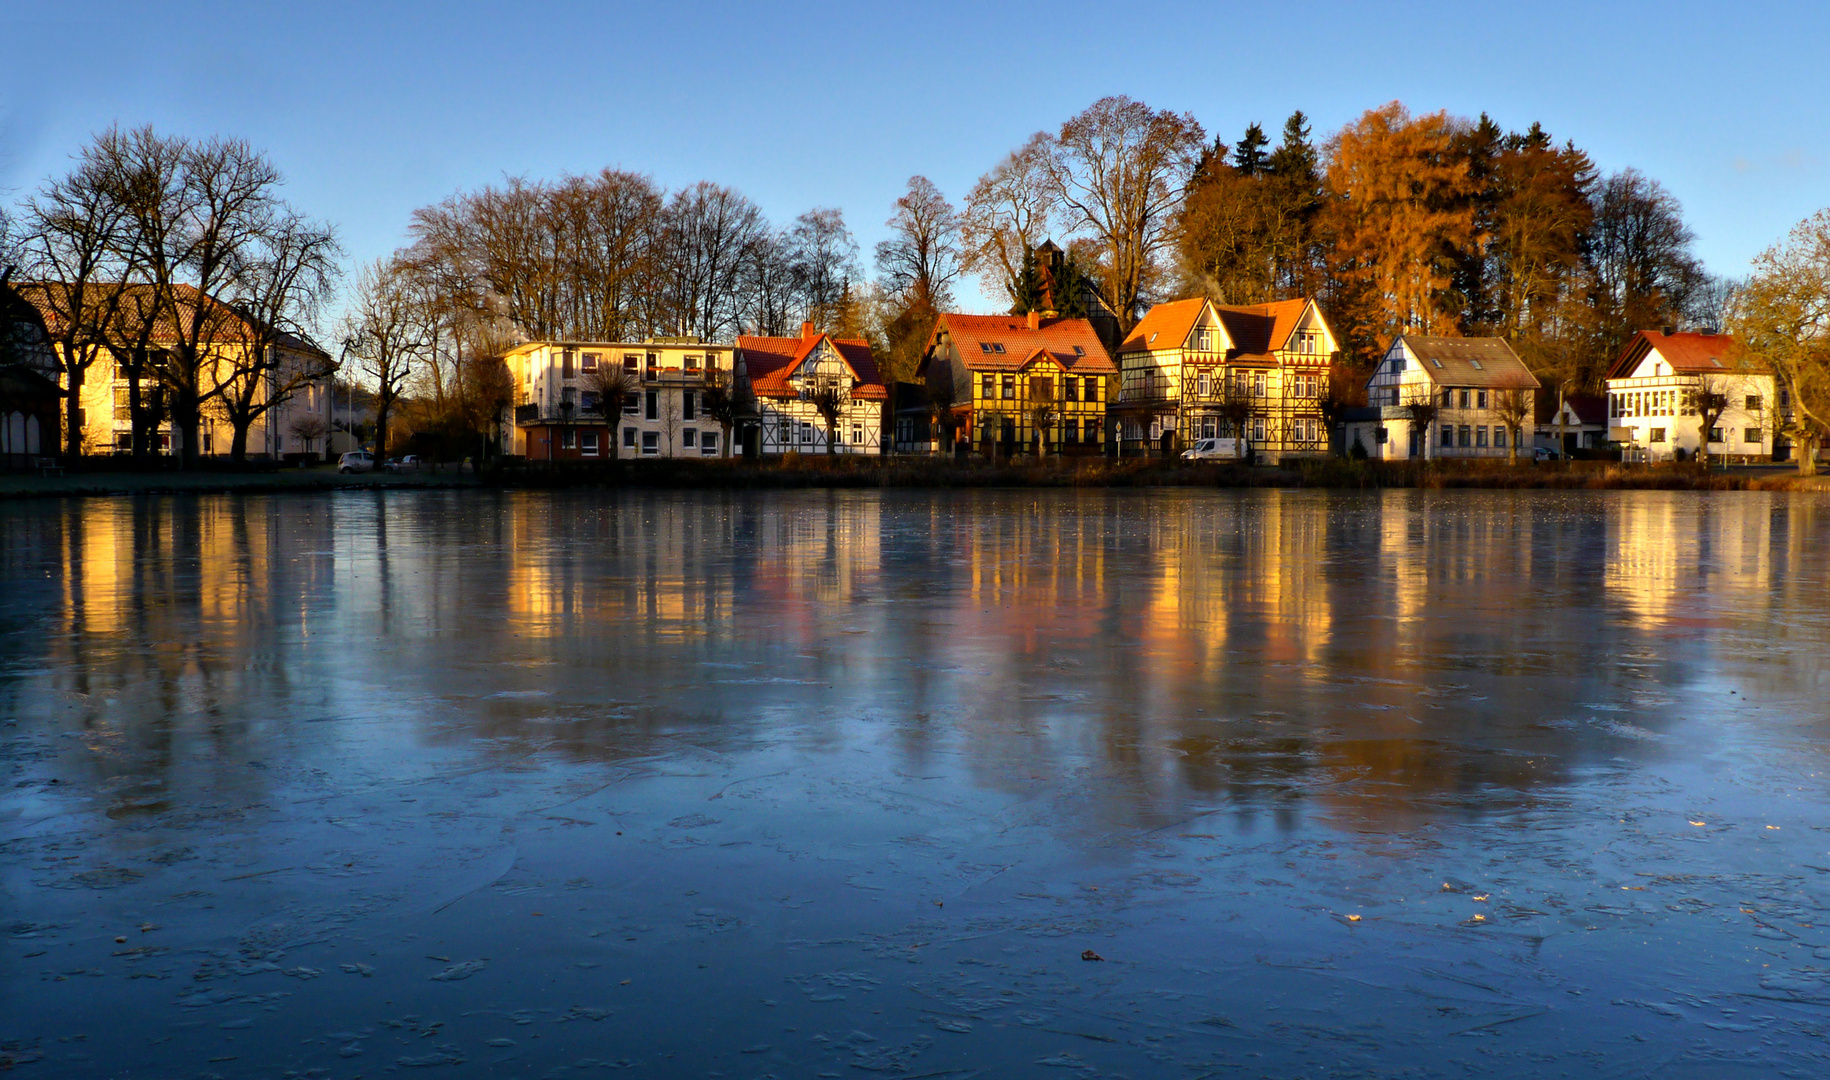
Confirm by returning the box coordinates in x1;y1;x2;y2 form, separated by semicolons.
4;458;1828;499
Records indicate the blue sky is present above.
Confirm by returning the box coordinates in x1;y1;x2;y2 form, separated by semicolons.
2;0;1824;311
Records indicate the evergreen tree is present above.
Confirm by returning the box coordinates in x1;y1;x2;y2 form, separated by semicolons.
1051;255;1091;319
1234;123;1270;176
1008;244;1045;314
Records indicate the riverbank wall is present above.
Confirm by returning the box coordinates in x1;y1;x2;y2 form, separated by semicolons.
7;456;1825;499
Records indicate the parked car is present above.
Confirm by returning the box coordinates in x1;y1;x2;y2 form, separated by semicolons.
1181;438;1241;461
1533;446;1561;462
385;455;424;473
337;451;376;474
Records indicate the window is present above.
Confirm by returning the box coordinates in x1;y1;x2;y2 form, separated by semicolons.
852;424;863;444
641;431;659;455
1431;358;1443;369
1252;417;1266;442
1650;427;1667;443
1747;395;1762;410
981;374;995;399
1390;357;1406;373
645;353;658;380
624;427;636;447
1073;345;1085;356
1476;390;1488;409
1253;373;1266;398
622;393;639;415
1494;427;1506;448
1442;425;1454;448
582;352;599;372
645;391;658;420
562;350;575;378
979;342;994;353
1459;389;1470;409
685;354;701;373
1192;328;1214;352
777;419;790;444
1458;425;1471;447
1002;375;1016;399
1469;359;1483;370
561;428;576;449
1064;377;1079;402
1091;377;1102;402
801;422;815;444
1475;426;1488;448
581;391;599;413
1084;417;1100;443
581;430;599;456
993;343;1006;354
623;353;640;372
1746;428;1762;444
701;432;718;455
683;429;696;448
1201;417;1216;439
683;392;696;421
1709;426;1723;444
1198;372;1211;397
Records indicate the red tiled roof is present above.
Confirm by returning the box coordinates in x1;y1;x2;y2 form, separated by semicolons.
1606;330;1759;381
922;313;1115;376
737;329;887;400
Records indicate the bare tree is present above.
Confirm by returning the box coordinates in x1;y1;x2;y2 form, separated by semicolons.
17;136;141;461
1491;388;1532;462
1027;376;1058;457
1040;97;1206;335
961;134;1054;301
808;383;845;456
587;364;636;460
658;182;766;341
342;259;433;465
1401;385;1440;459
698;366;744;458
876;177;962;314
786;209;860;328
217;210;342;460
1691;373;1735;468
1730;209;1830;475
288;413;328;457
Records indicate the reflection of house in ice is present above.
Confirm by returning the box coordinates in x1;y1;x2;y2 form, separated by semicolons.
1603;492;1774;627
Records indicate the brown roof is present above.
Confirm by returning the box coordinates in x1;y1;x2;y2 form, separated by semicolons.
1215;299;1308;355
737;328;887;400
13;281;328;357
1605;330;1759;380
927;313;1115;375
1396;336;1540;391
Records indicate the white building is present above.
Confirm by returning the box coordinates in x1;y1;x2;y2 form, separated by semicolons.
503;338;736;459
1603;330;1776;463
1345;335;1540;459
736;323;886;456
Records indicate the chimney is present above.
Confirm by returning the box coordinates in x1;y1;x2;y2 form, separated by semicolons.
1026;310;1040;331
801;321;816;342
1661;324;1676;336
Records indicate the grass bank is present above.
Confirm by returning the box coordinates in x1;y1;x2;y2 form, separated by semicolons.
0;464;477;500
482;456;1830;492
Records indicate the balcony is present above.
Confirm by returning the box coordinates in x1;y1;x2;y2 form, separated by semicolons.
514;403;541;426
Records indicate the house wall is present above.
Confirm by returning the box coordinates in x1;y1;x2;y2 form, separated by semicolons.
1605;369;1776;460
1363;341;1534;459
964;363;1108;453
57;342;333;458
755;396;882;454
508;341;736;459
1117;303;1334;457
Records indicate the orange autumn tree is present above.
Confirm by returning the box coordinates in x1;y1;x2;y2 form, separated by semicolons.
1323;103;1476;360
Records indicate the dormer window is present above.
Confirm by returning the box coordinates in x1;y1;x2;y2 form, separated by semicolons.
980;342;993;353
1469;359;1483;370
1430;358;1443;368
992;343;1006;354
1073;345;1085;356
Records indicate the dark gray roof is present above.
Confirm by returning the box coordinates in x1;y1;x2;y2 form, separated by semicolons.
1398;336;1540;390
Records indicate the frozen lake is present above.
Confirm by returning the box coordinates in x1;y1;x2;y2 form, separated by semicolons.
3;488;1829;1078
